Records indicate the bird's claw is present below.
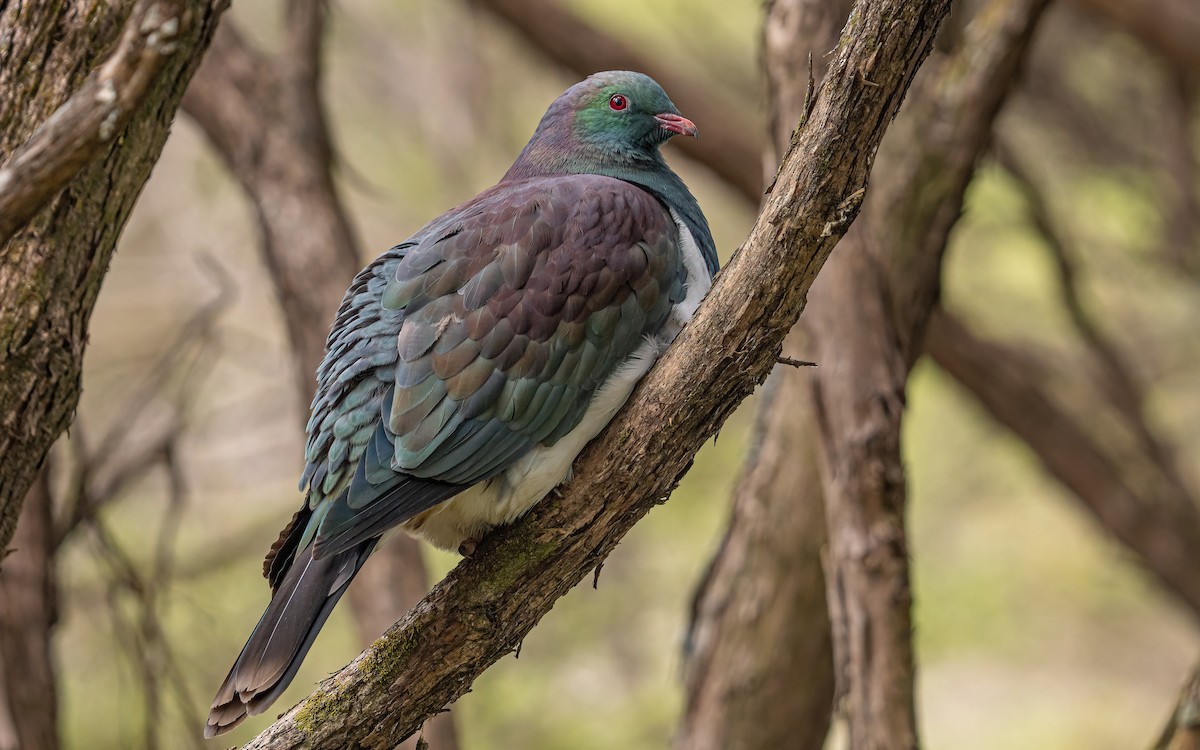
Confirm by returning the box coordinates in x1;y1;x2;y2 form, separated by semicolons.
458;537;480;557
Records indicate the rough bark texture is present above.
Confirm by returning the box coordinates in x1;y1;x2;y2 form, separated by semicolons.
472;0;762;199
675;2;850;749
181;8;456;748
0;0;191;245
0;470;57;750
800;1;1048;747
678;338;835;750
0;0;226;556
240;0;952;746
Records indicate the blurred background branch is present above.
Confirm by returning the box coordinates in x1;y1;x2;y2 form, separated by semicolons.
181;4;458;747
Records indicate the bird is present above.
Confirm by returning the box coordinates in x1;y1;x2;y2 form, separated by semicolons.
205;70;718;738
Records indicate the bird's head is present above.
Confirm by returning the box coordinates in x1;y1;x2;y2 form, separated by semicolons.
570;70;698;152
504;71;697;180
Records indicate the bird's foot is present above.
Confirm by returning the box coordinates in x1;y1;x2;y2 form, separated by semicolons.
458;537;481;557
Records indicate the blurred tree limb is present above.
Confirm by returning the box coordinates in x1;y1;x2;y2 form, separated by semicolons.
181;5;457;748
0;470;57;750
801;1;1049;746
240;0;953;746
927;311;1200;616
1071;0;1200;76
0;0;225;555
0;262;229;750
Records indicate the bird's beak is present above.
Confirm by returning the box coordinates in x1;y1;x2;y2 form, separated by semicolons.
655;112;699;138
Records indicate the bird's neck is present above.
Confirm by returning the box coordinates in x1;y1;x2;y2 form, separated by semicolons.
502;147;719;277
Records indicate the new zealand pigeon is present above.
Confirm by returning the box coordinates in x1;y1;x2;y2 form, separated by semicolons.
205;70;718;737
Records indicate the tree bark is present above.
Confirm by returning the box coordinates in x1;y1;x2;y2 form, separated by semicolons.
676;2;850;749
181;8;457;748
0;0;226;555
678;338;836;750
240;0;952;745
1070;0;1200;76
0;469;58;750
800;1;1048;747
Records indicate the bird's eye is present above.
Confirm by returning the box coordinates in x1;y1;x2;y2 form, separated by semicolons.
608;94;629;111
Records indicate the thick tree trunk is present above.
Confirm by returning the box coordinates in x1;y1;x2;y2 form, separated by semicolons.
678;338;835;750
0;470;57;750
0;0;225;554
676;2;849;749
806;3;1049;747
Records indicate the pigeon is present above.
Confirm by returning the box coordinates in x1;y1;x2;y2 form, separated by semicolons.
205;70;718;738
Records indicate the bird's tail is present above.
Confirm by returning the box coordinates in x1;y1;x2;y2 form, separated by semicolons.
204;539;376;738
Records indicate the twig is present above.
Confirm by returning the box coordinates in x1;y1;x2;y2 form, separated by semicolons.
0;0;190;245
54;256;233;545
777;355;818;368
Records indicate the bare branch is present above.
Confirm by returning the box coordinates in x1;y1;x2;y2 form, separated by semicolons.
0;0;225;555
678;2;851;744
0;0;191;245
927;309;1200;619
997;147;1196;515
240;0;952;745
801;2;1050;746
0;468;59;750
54;258;232;545
1161;73;1200;278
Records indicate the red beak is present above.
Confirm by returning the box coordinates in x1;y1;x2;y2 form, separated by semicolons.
655;112;699;138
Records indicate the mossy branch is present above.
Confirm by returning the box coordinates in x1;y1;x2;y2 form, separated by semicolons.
241;0;951;746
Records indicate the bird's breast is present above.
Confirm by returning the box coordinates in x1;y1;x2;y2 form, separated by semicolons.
401;335;663;552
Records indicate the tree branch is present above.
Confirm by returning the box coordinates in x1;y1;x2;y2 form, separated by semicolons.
241;0;952;746
0;0;191;245
996;146;1196;513
0;468;58;750
799;2;1049;746
0;0;225;555
1069;0;1200;76
677;2;850;747
926;309;1200;619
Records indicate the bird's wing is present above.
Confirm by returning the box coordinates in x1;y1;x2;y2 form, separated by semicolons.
308;174;687;558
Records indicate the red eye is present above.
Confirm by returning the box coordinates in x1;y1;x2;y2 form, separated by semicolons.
608;94;628;111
